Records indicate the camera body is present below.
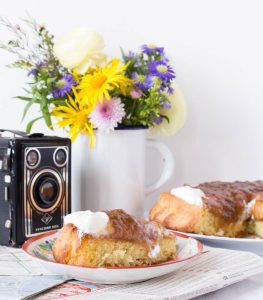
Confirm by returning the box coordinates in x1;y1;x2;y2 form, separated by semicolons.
0;130;71;246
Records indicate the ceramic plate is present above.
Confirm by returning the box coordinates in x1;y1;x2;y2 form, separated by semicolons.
22;231;203;284
174;231;263;255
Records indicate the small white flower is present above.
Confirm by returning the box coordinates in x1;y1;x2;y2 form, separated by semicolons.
54;27;106;74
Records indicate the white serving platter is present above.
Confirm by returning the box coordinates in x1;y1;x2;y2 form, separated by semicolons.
174;231;263;255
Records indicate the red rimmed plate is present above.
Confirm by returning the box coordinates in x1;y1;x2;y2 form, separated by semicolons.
22;230;203;284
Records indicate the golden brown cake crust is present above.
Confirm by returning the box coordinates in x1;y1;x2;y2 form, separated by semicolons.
149;192;201;232
52;223;79;264
252;197;263;221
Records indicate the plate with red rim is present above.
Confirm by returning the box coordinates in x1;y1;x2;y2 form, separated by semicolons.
174;231;263;255
22;230;203;284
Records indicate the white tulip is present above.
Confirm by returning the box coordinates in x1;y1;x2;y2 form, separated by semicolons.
150;84;187;136
54;27;106;74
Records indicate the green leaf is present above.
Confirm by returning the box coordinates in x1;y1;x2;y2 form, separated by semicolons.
21;88;31;94
40;100;53;129
46;77;57;84
16;96;33;102
50;100;66;106
120;47;126;59
26;116;43;133
162;115;170;123
21;98;38;122
43;111;52;129
7;60;32;69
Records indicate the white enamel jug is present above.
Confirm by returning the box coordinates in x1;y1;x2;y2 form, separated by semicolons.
72;128;174;215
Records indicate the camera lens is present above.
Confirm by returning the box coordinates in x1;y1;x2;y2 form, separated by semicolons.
34;174;59;208
30;169;64;213
39;178;58;204
54;148;67;166
26;150;39;167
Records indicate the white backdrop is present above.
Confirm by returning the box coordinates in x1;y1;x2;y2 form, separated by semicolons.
0;0;261;209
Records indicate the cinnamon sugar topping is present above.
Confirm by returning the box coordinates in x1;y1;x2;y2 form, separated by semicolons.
105;209;171;242
197;181;263;222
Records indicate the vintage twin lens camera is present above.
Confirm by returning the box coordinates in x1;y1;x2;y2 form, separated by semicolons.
0;129;71;246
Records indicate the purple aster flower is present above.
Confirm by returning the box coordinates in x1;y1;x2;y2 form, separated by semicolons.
141;44;164;55
27;62;45;76
161;100;172;110
89;97;125;132
167;84;174;94
132;72;153;91
125;51;137;60
153;116;163;125
148;60;176;82
52;75;77;98
27;68;38;76
134;60;142;68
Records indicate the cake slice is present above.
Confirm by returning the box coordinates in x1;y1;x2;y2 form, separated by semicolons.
248;195;263;237
149;181;263;238
52;209;176;267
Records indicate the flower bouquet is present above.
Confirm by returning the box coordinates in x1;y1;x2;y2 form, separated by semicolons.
0;16;186;147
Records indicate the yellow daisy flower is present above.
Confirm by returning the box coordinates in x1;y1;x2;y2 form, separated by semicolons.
77;58;132;105
52;88;95;147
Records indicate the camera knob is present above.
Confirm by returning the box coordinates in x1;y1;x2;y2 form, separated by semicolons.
4;220;12;229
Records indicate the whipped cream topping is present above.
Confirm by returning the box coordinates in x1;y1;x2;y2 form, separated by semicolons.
64;210;109;235
243;198;256;220
148;244;160;258
177;238;198;259
170;186;205;206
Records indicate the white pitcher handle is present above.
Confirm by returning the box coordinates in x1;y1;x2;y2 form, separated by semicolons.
145;139;174;195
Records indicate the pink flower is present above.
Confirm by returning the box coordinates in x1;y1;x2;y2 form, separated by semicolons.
130;88;143;99
89;97;125;132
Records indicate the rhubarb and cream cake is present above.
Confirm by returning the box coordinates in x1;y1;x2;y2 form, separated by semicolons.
52;209;176;267
149;181;263;238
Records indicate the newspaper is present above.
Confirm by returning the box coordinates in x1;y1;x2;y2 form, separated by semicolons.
1;246;263;300
0;245;52;276
0;276;69;300
32;247;263;300
0;246;68;300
